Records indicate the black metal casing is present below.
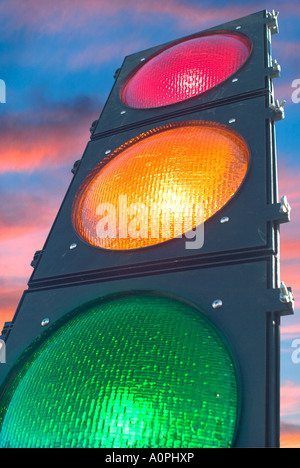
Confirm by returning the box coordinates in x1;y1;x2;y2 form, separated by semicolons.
0;10;294;449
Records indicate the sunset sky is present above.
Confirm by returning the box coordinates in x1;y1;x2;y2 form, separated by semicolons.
0;0;299;447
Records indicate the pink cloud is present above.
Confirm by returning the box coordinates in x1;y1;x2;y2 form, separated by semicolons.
280;264;300;305
274;82;296;103
281;323;300;338
278;165;300;206
0;278;27;332
281;381;300;418
0;228;50;332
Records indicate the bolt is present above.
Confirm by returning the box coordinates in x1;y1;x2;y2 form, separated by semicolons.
41;318;50;327
212;299;223;309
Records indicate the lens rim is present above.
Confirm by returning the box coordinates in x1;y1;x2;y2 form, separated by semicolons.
71;120;250;251
119;30;253;110
0;290;241;448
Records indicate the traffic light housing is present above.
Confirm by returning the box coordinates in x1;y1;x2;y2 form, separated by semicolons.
0;10;294;449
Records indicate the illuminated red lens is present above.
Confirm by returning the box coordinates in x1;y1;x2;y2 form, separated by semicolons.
121;33;251;109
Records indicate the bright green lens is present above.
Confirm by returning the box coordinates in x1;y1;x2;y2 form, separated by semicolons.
0;295;238;448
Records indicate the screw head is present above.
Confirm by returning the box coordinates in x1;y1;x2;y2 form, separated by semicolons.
41;318;50;327
220;216;230;224
229;118;236;124
70;243;77;250
212;299;223;309
120;110;126;115
105;149;111;155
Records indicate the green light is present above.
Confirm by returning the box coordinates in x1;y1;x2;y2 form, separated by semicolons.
0;295;238;448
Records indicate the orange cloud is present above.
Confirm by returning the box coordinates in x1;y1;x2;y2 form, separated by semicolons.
281;381;300;418
280;423;300;448
281;239;300;260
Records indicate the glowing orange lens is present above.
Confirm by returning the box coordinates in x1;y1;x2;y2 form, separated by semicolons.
72;122;249;250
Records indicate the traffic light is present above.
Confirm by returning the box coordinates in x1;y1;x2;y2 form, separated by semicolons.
0;10;294;449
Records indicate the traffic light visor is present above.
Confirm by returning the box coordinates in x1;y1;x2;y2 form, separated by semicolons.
0;294;239;448
72;121;249;250
121;32;252;108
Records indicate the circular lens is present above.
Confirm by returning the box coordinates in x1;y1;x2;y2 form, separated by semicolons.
72;121;249;250
0;294;239;448
121;33;252;108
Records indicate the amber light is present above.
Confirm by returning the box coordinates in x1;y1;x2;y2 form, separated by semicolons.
72;122;249;250
121;32;252;109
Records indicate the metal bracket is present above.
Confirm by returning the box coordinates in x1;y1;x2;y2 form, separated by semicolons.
266;197;291;224
114;68;121;80
279;195;291;216
71;159;81;175
31;250;44;268
89;120;98;135
0;321;13;339
266;10;279;35
279;281;294;305
267;59;281;79
268;99;286;121
266;285;294;316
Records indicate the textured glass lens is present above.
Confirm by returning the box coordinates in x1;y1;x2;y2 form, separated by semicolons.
0;295;239;448
72;121;249;250
121;33;251;108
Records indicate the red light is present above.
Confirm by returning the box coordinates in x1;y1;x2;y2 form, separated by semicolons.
121;33;251;109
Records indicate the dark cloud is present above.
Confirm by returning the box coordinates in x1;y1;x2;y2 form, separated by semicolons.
0;94;102;173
